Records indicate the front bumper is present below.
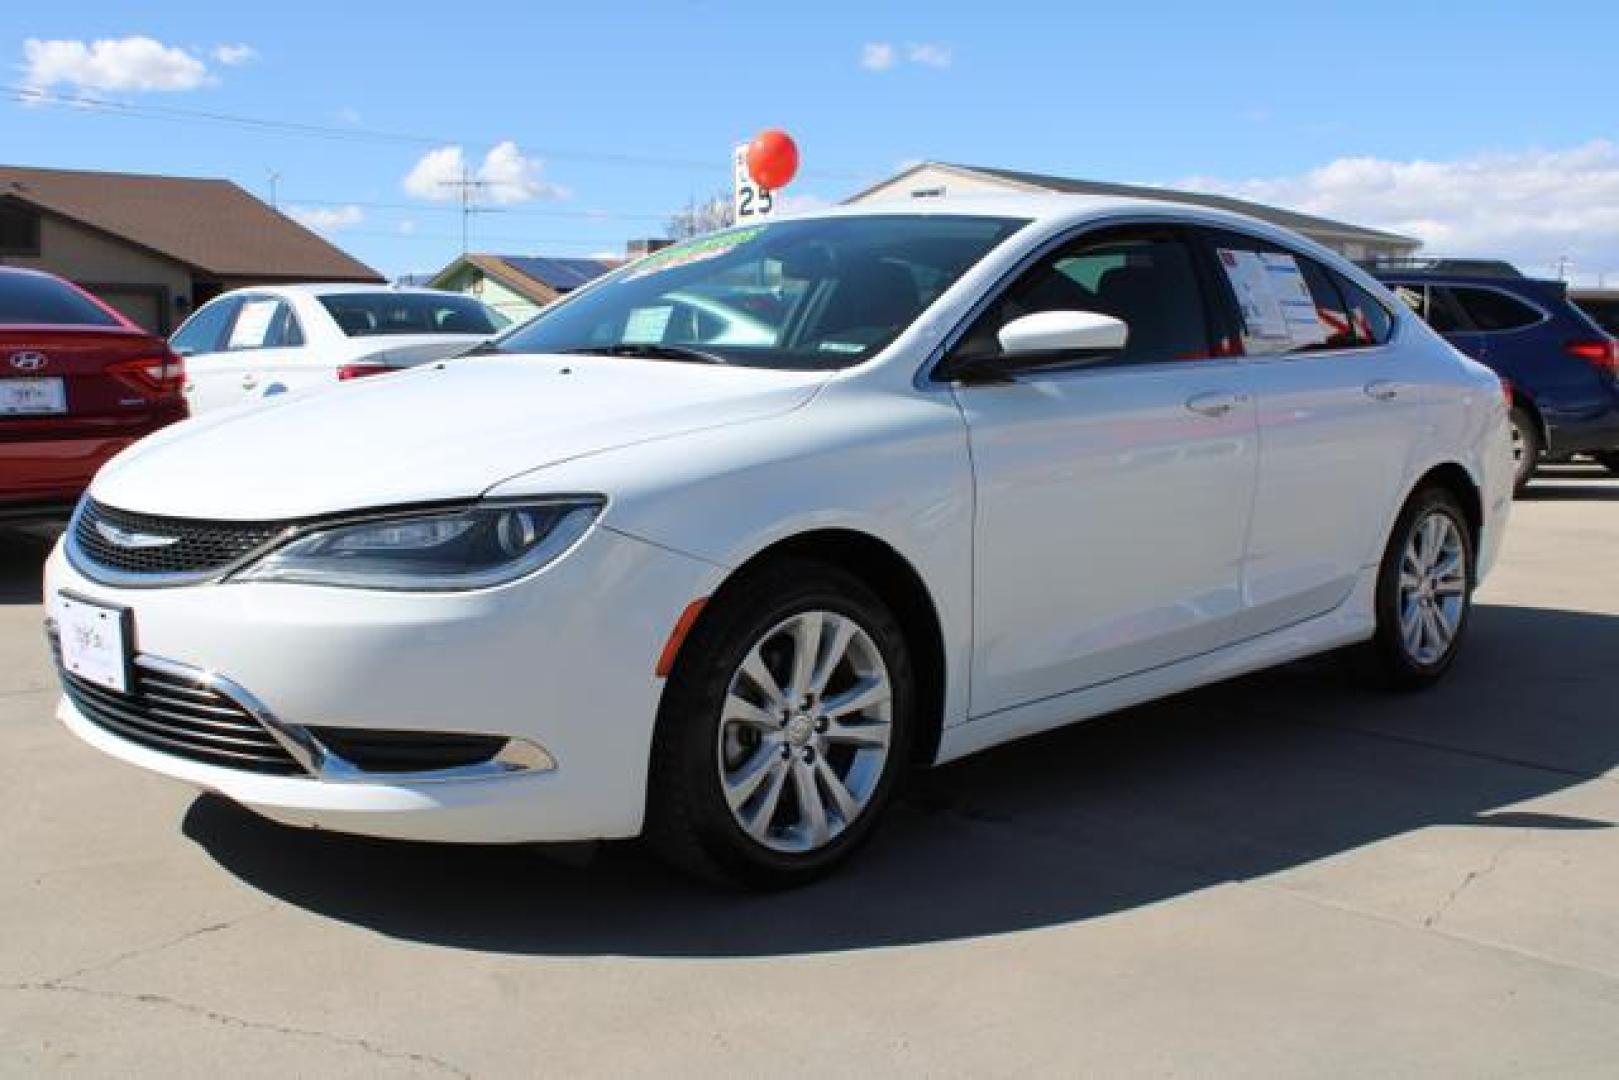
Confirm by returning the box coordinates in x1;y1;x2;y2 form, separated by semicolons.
44;524;716;843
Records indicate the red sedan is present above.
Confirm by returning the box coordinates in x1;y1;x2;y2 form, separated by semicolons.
1;268;187;522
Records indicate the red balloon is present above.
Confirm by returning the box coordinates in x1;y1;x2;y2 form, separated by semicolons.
746;129;799;190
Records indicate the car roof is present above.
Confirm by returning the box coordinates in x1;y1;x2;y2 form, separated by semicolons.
782;191;1324;236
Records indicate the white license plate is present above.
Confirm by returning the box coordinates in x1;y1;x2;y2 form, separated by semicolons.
54;593;131;693
0;377;66;416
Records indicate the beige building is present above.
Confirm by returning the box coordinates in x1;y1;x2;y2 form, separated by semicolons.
847;162;1420;263
0;164;381;333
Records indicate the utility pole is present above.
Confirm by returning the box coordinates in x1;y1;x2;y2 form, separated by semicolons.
1555;254;1572;282
439;167;495;254
265;168;281;210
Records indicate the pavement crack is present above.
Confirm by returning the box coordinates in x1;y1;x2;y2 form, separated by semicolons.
1423;832;1524;930
7;982;469;1078
37;909;271;989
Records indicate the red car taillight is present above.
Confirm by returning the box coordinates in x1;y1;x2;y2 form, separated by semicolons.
337;363;401;381
107;354;186;395
1566;337;1619;374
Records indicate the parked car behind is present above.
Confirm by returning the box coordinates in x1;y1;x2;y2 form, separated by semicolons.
46;201;1511;887
1;267;185;522
1372;269;1619;490
171;285;504;414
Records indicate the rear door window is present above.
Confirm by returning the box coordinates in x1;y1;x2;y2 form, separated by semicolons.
225;298;298;351
1450;286;1543;332
1201;229;1360;354
1329;271;1395;345
1391;283;1470;333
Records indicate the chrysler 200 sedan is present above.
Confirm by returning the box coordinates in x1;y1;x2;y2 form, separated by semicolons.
44;198;1513;887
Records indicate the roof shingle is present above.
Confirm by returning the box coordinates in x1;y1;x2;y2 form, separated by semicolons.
0;164;382;281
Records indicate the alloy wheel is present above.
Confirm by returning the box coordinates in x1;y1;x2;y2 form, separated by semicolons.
715;610;893;854
1397;511;1467;665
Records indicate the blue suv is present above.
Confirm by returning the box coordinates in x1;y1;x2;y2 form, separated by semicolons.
1370;267;1619;492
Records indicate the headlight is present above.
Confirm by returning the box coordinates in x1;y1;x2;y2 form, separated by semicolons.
231;498;605;591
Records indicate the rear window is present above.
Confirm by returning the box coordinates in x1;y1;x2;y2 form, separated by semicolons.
318;293;499;337
1451;286;1543;332
0;272;121;327
1575;298;1619;336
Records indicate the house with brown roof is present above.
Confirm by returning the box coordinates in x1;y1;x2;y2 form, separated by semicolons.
846;162;1421;263
0;164;382;333
429;253;623;326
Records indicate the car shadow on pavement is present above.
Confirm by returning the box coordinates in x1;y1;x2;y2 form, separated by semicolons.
0;528;51;605
183;600;1619;958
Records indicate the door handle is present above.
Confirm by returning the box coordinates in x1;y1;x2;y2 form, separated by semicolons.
1364;380;1400;402
1185;391;1247;418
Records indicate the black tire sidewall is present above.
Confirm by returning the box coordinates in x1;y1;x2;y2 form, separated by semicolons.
650;560;914;887
1508;407;1540;493
1372;488;1475;688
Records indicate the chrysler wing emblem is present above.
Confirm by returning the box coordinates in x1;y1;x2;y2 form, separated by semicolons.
95;521;181;549
8;351;47;372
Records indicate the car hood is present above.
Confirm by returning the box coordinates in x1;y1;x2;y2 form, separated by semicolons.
92;355;829;520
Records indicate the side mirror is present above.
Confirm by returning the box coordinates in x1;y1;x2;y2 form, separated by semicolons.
997;310;1128;356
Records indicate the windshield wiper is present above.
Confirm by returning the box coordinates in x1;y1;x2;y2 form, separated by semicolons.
558;344;728;365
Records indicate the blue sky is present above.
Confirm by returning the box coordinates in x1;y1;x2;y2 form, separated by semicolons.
5;1;1618;280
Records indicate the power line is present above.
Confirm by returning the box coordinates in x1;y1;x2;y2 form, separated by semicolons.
279;195;670;223
6;86;867;181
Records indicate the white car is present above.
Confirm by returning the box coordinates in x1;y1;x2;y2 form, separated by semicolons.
169;284;503;413
45;198;1513;887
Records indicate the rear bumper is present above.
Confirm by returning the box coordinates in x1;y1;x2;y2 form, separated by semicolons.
0;432;141;510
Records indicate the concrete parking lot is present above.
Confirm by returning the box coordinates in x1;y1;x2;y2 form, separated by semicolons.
4;469;1619;1077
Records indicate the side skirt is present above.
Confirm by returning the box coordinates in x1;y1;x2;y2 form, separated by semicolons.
934;567;1378;766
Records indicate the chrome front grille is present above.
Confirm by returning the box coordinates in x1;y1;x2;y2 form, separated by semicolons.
71;499;288;581
60;657;307;776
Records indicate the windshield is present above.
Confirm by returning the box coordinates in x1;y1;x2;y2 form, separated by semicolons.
319;292;501;337
486;214;1027;370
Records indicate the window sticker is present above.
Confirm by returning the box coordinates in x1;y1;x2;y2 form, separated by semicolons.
1393;285;1424;313
229;299;279;348
623;305;674;344
1217;249;1326;348
624;226;764;281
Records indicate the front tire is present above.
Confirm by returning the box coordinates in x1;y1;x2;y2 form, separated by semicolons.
647;559;914;888
1367;486;1475;690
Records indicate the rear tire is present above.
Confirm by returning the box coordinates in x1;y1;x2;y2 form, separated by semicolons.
1366;486;1475;690
646;558;914;889
1508;406;1541;495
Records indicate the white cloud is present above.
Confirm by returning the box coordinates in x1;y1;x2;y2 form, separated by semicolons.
862;41;952;72
288;204;364;232
861;42;896;71
22;36;210;92
336;105;362;125
1177;141;1619;284
905;42;953;68
402;141;566;204
397;219;417;236
212;43;257;66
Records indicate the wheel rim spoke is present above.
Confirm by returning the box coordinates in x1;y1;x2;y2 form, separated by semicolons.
793;759;830;848
724;693;779;730
822;675;890;719
739;648;787;711
785;612;823;702
726;748;781;811
815;757;863;824
825;715;891;749
739;760;790;841
808;618;857;697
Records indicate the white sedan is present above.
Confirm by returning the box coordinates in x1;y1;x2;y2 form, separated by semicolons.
169;284;504;413
45;198;1512;887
